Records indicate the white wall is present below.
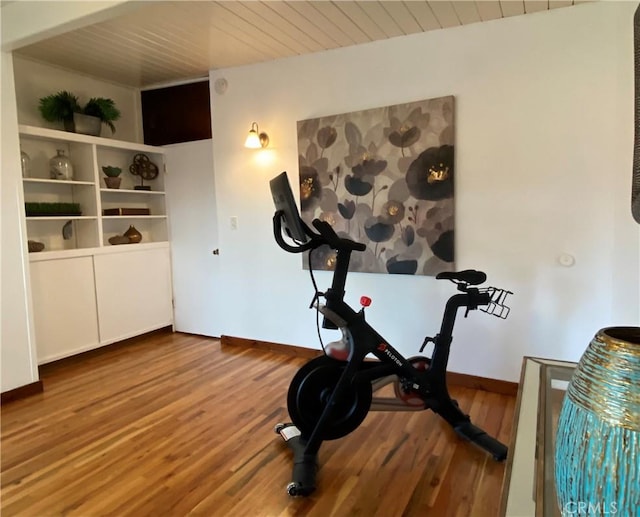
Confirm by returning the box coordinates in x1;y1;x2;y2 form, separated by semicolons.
13;56;142;143
209;2;640;382
1;51;39;392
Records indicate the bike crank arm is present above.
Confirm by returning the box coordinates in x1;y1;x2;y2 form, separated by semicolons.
370;375;428;411
371;374;396;392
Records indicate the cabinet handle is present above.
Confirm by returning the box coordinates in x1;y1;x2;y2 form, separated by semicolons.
212;249;219;255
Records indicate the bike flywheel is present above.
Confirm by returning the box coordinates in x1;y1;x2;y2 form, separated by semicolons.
287;356;372;440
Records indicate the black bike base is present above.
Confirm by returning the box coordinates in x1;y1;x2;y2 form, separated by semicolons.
275;423;318;496
454;421;508;461
275;416;507;497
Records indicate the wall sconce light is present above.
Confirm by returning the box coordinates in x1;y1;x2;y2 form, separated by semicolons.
245;122;269;149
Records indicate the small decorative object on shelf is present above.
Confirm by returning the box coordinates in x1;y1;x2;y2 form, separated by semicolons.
129;153;159;190
108;225;142;245
49;149;74;180
28;240;45;253
62;220;73;240
20;148;30;178
38;91;121;135
25;202;81;217
102;166;122;189
123;225;142;243
555;327;640;516
103;207;150;216
108;235;130;245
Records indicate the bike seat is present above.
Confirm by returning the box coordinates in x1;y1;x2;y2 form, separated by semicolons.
436;269;486;285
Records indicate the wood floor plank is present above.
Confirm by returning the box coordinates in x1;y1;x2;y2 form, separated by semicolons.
1;331;514;516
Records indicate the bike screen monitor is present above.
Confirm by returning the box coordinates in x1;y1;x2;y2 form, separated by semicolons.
270;171;309;243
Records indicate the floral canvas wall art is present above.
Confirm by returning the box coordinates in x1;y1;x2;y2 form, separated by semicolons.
297;96;455;276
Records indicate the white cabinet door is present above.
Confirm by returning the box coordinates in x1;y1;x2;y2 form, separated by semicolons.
164;140;221;336
30;256;100;363
94;247;173;344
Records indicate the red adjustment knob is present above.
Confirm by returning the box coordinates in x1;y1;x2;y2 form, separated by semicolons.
360;296;372;307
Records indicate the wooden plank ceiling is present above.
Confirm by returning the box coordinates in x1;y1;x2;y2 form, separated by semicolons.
14;0;584;88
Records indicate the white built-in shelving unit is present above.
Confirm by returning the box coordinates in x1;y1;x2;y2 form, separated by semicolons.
19;125;174;364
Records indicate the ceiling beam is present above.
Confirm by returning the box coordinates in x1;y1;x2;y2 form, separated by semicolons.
1;0;138;51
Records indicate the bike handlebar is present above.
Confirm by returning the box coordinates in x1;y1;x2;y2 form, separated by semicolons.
311;220;367;252
273;212;366;254
273;212;316;254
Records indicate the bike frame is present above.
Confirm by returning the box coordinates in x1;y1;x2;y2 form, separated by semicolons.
273;211;509;496
302;238;491;453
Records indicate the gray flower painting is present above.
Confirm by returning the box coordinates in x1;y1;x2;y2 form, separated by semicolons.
297;96;455;276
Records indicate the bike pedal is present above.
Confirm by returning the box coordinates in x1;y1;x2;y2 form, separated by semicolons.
277;424;301;442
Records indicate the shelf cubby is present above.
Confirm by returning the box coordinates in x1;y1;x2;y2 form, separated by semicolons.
19;124;168;255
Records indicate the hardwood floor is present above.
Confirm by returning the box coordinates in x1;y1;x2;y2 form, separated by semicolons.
1;331;515;516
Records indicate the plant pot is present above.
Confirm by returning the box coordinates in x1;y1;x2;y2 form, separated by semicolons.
555;327;640;516
73;112;101;136
104;177;122;189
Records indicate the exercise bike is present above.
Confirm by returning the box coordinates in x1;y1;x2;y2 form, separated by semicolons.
269;172;512;497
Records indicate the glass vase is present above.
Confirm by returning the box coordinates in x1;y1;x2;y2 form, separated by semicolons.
49;149;74;180
20;149;30;178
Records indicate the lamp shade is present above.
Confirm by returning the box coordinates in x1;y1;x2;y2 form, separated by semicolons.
245;129;261;149
244;122;269;148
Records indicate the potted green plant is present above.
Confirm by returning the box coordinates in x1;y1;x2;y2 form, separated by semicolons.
38;91;79;132
101;166;122;189
38;92;121;136
76;97;121;136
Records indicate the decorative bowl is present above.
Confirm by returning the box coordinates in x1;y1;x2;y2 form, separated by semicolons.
28;240;45;252
108;235;130;245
